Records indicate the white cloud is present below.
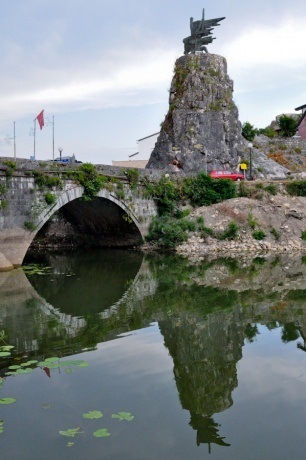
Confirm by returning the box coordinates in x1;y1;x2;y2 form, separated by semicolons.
0;47;176;119
221;18;306;82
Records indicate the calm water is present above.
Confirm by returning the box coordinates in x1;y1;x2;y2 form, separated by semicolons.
1;249;306;459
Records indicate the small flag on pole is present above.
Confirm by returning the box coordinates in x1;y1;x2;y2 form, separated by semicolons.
36;110;44;130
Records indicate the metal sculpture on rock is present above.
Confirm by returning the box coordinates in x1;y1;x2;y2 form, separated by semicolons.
183;8;225;55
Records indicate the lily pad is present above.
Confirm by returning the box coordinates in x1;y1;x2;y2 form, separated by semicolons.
8;365;21;370
93;428;111;438
0;420;3;433
111;412;134;421
15;368;33;374
41;404;51;409
20;360;38;367
65;368;76;374
83;410;103;419
67;442;74;447
0;352;11;357
0;398;16;405
44;357;60;363
77;362;89;367
0;346;14;351
59;427;83;438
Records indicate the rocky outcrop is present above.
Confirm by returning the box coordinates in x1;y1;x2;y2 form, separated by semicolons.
176;194;306;257
146;53;245;172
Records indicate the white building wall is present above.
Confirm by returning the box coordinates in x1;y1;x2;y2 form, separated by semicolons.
136;132;159;160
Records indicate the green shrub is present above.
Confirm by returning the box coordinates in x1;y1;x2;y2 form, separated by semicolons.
253;229;266;240
145;176;180;215
76;163;106;201
200;225;214;238
175;209;190;219
278;114;297;137
146;215;195;249
3;160;16;170
247;213;258;229
24;221;36;231
0;184;7;195
45;192;56;205
115;182;125;200
3;160;16;178
301;231;306;241
270;227;280;240
124;168;140;190
242;122;257;141
264;184;277;195
0;199;8;210
219;221;238;240
183;172;236;207
286;180;306;196
33;171;62;189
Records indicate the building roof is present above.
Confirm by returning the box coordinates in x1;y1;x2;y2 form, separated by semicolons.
137;132;160;142
295;104;306;111
112;160;148;169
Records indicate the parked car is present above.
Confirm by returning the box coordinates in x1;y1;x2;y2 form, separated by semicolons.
210;170;245;181
53;155;82;164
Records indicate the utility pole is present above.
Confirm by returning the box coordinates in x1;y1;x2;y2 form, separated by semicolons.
33;119;36;160
52;115;55;160
13;121;16;160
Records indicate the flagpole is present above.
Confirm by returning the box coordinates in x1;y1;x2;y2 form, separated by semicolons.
33;119;36;160
13;121;16;160
52;115;55;161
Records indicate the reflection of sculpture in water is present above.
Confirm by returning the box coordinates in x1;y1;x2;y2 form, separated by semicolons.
158;303;245;450
189;413;230;452
183;8;225;55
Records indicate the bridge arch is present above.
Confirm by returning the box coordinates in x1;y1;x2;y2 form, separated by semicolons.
36;185;144;236
0;177;157;270
32;184;148;249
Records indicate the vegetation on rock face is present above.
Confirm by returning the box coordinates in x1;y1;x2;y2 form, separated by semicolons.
286;180;306;196
145;173;237;249
146;215;195;249
218;221;239;240
252;229;266;240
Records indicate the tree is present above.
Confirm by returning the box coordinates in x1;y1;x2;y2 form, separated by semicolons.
278;114;297;137
242;121;257;141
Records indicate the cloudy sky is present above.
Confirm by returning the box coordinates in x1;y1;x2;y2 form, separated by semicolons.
1;0;306;164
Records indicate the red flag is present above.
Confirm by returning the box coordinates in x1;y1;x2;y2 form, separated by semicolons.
36;110;44;130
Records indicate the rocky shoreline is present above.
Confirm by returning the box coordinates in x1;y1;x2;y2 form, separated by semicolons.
177;235;306;258
174;193;306;258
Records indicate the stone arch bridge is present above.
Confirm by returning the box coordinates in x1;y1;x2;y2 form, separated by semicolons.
0;171;157;271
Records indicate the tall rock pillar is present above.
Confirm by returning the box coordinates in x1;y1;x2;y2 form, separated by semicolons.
146;53;244;172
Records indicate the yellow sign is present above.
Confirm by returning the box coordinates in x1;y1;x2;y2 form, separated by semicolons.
240;163;247;170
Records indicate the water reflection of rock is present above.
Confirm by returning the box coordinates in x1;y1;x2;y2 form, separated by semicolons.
192;253;306;295
150;253;306;450
159;306;244;416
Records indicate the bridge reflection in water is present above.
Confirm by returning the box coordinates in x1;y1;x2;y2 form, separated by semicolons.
1;251;306;454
